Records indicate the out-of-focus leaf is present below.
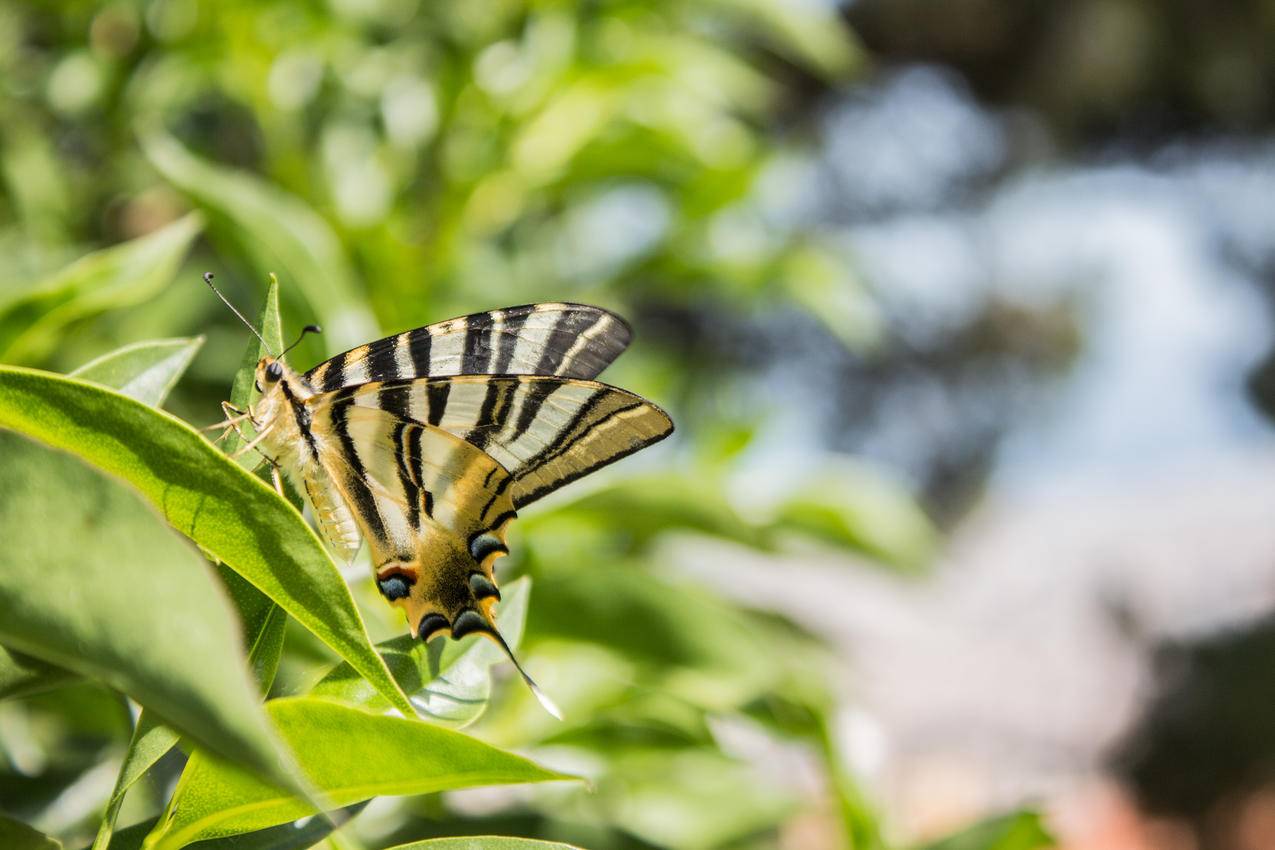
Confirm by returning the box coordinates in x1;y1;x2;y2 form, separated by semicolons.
312;576;532;725
710;0;862;79
918;811;1054;850
596;747;795;850
0;214;202;364
146;697;576;849
70;337;204;407
780;243;882;351
0;366;413;718
385;839;583;850
525;566;820;713
141;129;375;350
0;432;296;794
0;813;62;850
770;462;938;573
0;644;76;700
528;475;770;554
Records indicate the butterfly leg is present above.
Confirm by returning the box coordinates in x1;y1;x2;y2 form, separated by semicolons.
230;425;274;460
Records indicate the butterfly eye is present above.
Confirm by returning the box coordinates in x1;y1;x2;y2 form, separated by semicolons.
265;361;283;382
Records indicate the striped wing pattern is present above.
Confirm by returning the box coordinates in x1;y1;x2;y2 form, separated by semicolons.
305;302;631;391
309;403;514;562
314;376;673;509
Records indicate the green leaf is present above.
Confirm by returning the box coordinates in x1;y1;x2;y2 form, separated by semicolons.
225;273;282;456
86;810;369;850
0;813;62;850
771;462;938;573
0;214;202;364
70;337;205;407
141;128;376;350
146;696;576;849
70;330;292;850
0;643;77;700
312;576;532;725
0;365;414;718
91;569;289;850
90;713;181;850
385;840;584;850
918;811;1054;850
0;432;295;792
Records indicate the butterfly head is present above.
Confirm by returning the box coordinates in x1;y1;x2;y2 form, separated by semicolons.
253;355;296;394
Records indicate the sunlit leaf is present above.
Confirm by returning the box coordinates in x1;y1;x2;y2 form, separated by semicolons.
0;214;202;364
0;432;295;792
0;365;413;718
141;128;376;350
312;576;532;725
146;697;576;849
70;337;205;407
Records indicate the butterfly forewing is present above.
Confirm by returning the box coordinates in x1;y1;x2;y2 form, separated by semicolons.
305;302;631;391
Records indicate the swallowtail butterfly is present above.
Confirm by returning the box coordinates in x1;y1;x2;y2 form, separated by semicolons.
206;274;673;715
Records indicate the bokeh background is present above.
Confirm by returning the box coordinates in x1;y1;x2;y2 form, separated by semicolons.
3;1;1275;849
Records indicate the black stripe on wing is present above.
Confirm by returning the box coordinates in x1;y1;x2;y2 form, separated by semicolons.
321;374;673;509
305;303;632;390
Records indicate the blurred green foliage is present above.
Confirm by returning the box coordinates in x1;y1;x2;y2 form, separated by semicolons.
0;2;1048;850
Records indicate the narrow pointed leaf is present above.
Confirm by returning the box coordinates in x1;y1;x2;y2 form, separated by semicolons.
70;337;205;408
147;697;575;849
225;274;282;456
313;576;532;725
0;214;202;364
141;128;375;349
0;366;414;718
0;433;295;792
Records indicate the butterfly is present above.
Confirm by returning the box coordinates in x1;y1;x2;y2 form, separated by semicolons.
205;274;673;714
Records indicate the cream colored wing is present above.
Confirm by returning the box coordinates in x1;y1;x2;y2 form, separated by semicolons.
316;375;673;509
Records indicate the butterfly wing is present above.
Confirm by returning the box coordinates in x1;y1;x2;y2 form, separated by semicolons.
307;400;517;638
319;375;673;509
305;303;631;391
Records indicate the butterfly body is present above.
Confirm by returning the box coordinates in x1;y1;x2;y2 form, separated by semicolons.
227;302;672;692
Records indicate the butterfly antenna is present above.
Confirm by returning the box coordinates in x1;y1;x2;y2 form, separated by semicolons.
489;627;562;720
280;324;322;359
203;272;275;355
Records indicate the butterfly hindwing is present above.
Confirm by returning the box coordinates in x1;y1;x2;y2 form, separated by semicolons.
305;302;631;391
309;402;513;558
313;375;673;509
